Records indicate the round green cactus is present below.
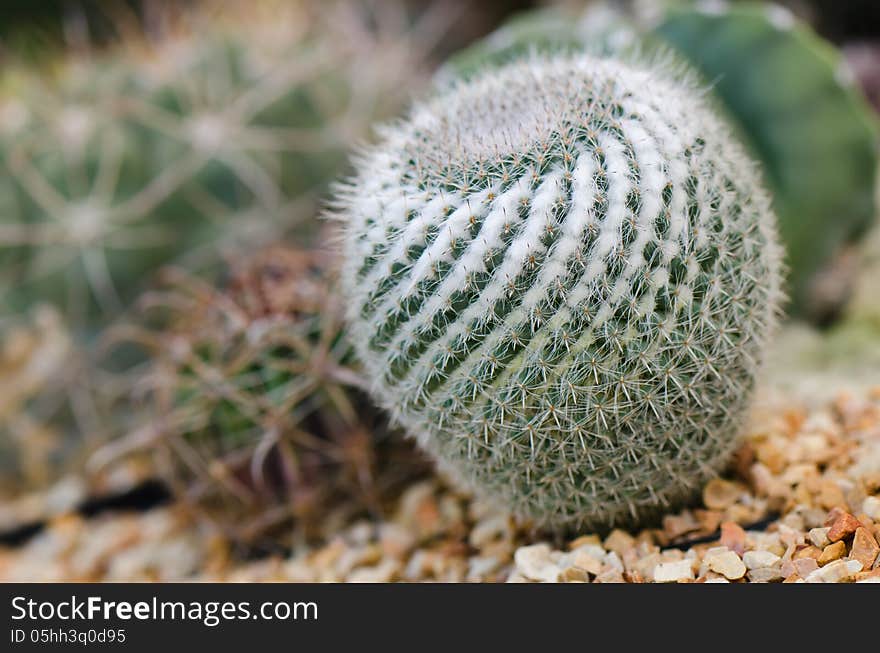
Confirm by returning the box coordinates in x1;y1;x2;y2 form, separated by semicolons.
334;53;783;530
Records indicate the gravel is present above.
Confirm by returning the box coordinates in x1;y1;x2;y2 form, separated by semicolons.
1;387;879;583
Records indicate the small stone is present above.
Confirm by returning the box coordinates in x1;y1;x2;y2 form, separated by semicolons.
850;527;880;570
862;496;880;521
793;545;822;561
568;534;602;551
706;550;746;580
653;559;695;583
694;509;723;535
514;544;559;583
719;522;747;555
560;565;590;582
603;529;635;556
593;568;626;583
378;524;416;559
804;559;862;583
747;565;784;583
826;509;862;542
347;559;400;583
466;556;502;582
468;515;513;550
743;550;781;570
855;568;880;583
817;479;847;511
781;557;818;578
569;550;603;576
818;541;847;565
808;527;831;549
703;479;742;510
603;550;625;572
662;512;700;540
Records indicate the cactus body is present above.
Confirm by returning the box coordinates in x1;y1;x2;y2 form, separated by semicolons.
335;54;782;530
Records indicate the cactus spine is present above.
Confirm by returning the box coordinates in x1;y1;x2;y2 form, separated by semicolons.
335;54;783;530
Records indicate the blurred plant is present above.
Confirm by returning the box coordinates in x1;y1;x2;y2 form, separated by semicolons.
443;0;879;322
0;0;455;498
0;0;454;334
93;239;428;544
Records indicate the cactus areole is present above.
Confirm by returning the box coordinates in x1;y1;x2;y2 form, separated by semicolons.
334;54;782;531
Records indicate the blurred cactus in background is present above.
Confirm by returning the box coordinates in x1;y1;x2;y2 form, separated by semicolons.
444;0;879;322
95;238;427;544
0;0;454;498
0;0;452;333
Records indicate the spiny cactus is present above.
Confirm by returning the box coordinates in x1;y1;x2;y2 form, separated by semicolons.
334;53;783;531
0;0;451;497
0;0;446;333
443;1;879;321
97;240;427;543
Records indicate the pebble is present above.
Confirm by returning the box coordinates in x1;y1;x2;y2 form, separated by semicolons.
743;550;781;570
850;527;879;570
653;559;695;583
719;522;747;555
748;565;784;583
826;509;862;542
603;529;635;556
808;527;831;549
818;541;847;565
863;496;880;520
703;479;742;510
514;544;559;583
804;559;863;583
705;550;747;580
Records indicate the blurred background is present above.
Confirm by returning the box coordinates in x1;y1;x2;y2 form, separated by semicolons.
0;0;877;580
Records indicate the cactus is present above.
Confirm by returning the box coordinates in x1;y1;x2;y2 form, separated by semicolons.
0;0;451;497
443;1;879;320
0;1;444;334
98;239;427;543
333;53;783;531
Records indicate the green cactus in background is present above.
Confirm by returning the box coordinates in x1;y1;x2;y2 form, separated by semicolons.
0;1;446;334
443;0;879;321
334;53;783;530
97;240;427;542
0;0;452;498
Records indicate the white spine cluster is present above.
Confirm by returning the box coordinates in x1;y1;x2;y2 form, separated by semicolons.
334;54;782;530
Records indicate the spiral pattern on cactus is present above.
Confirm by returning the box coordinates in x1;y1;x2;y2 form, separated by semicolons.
335;54;782;530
